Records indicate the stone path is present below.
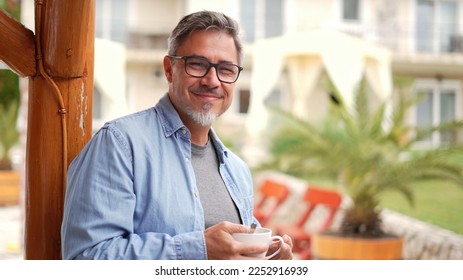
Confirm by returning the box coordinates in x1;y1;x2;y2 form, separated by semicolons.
0;205;23;260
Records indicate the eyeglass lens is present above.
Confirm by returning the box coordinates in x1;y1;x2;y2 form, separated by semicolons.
184;57;241;83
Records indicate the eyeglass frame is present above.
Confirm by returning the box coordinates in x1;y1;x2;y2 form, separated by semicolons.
168;55;243;84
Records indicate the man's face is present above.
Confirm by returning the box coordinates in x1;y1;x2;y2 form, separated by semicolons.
163;30;239;127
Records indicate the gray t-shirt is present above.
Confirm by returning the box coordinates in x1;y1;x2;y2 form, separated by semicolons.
191;139;242;228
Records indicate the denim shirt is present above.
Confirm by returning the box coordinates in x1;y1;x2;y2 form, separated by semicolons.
61;94;257;260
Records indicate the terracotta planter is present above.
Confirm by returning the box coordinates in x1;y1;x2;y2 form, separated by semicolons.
0;170;20;206
312;232;404;260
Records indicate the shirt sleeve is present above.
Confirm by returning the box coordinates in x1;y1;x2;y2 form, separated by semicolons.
61;125;207;260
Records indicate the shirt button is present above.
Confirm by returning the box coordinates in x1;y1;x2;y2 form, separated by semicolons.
182;129;187;135
194;191;199;198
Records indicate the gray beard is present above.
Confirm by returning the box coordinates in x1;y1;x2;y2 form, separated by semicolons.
186;103;217;126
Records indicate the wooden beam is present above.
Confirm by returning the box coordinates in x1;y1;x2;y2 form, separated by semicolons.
0;9;36;77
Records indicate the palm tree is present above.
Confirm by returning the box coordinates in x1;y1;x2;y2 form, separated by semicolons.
260;77;463;238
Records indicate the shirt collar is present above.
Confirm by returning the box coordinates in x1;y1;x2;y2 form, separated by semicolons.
155;93;186;138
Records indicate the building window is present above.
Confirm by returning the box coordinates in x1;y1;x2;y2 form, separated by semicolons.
415;80;460;146
93;86;102;120
239;89;251;114
264;89;283;107
92;86;107;133
440;90;457;143
342;0;360;21
95;0;128;43
264;0;283;38
240;0;283;42
240;0;256;42
416;0;457;53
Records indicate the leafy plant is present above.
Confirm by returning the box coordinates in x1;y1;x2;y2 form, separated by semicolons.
260;77;463;238
0;100;20;170
0;68;21;170
0;3;22;169
0;0;21;20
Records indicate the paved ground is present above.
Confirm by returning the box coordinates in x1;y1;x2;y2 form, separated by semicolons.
0;205;24;260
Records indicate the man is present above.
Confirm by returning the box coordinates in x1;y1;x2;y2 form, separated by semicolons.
61;10;293;260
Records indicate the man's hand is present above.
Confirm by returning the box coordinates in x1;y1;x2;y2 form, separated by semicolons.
205;221;268;260
267;234;294;260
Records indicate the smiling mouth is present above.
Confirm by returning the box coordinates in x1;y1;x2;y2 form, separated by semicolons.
190;86;223;99
191;92;223;103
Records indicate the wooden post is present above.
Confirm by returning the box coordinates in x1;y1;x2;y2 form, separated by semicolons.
23;0;95;260
1;1;95;259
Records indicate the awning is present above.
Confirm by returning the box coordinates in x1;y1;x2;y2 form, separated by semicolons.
246;29;392;135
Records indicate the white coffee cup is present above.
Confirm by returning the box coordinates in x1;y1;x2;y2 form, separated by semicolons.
232;227;284;259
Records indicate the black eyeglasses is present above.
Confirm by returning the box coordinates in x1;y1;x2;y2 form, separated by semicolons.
168;55;243;84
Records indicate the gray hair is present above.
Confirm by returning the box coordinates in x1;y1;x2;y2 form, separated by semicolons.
167;11;243;64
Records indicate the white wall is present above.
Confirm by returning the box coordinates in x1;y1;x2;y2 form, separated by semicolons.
185;0;239;19
286;0;334;32
129;0;183;34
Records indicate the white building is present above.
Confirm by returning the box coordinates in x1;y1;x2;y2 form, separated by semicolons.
20;0;463;157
